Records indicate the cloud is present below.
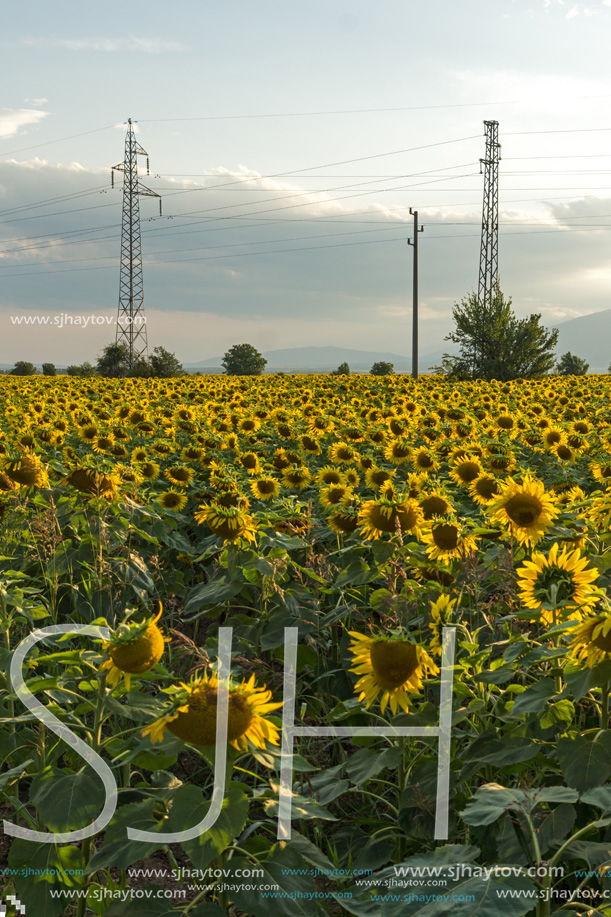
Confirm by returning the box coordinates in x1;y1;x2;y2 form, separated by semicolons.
20;36;187;53
23;98;48;106
0;108;48;139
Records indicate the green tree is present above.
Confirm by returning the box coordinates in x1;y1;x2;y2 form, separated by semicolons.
148;346;184;377
556;352;589;375
221;343;267;375
330;362;351;375
41;362;56;376
96;343;130;378
370;361;394;375
438;285;558;381
10;361;37;375
66;361;96;377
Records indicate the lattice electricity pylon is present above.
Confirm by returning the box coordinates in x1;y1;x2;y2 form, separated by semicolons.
111;119;161;370
477;120;501;307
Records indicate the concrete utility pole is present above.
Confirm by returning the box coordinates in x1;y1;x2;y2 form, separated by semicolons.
407;208;424;379
111;119;162;370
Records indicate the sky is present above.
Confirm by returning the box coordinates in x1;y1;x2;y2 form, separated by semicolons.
3;0;611;365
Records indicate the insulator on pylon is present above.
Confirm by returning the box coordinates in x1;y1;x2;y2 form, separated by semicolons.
111;170;114;189
146;157;150;175
159;199;162;216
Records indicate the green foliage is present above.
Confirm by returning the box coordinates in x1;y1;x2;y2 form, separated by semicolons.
439;284;558;380
66;361;96;377
331;361;351;375
370;361;394;375
41;362;56;376
556;351;589;375
96;342;131;378
9;360;37;375
130;347;184;378
222;342;267;375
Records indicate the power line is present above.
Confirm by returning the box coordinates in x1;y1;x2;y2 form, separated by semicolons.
0;124;117;158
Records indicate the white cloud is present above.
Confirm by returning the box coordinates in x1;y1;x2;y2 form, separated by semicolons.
566;6;580;16
23;97;48;105
0;108;48;139
21;36;187;53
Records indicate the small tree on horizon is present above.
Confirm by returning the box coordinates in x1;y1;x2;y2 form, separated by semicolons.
42;363;56;376
370;361;394;375
330;362;351;375
10;361;37;375
66;361;96;377
437;285;558;381
221;343;267;375
96;343;131;378
556;352;589;376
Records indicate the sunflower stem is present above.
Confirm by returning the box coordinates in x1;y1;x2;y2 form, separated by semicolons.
397;735;406;862
601;680;609;730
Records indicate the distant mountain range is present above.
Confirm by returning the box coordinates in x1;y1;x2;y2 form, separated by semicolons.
184;346;446;373
554;308;611;372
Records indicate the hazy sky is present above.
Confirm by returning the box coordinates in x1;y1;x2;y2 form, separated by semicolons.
3;0;611;364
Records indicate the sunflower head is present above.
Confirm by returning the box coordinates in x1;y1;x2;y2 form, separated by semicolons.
348;631;439;714
429;595;456;655
569;611;611;668
488;474;559;546
516;542;600;623
357;496;423;540
194;501;257;544
142;672;282;750
101;604;167;689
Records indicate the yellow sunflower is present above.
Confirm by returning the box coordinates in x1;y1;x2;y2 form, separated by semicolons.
569;611;611;668
347;632;439;714
468;473;502;506
516;543;600;623
100;605;168;690
488;474;559;546
157;489;188;512
357;496;423;540
195;501;257;544
428;594;457;655
319;483;353;507
421;519;479;562
3;453;49;488
142;672;282;750
165;465;195;486
250;477;281;501
449;454;483;487
281;465;311;489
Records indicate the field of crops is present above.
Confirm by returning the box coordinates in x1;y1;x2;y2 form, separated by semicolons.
2;372;611;917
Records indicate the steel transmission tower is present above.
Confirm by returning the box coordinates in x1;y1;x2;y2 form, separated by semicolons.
477;120;501;307
111;119;161;370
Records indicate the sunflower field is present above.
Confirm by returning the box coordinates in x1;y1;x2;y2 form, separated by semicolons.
1;372;611;917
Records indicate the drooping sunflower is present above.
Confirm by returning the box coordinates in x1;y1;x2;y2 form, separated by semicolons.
428;594;457;655
516;542;600;623
421;519;479;562
65;467;120;499
488;474;559;546
194;501;257;544
142;672;282;750
347;632;439;714
569;610;611;668
281;465;312;490
3;453;48;488
138;461;161;481
100;604;168;690
328;441;358;464
413;448;440;473
238;452;262;475
357;496;423;540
